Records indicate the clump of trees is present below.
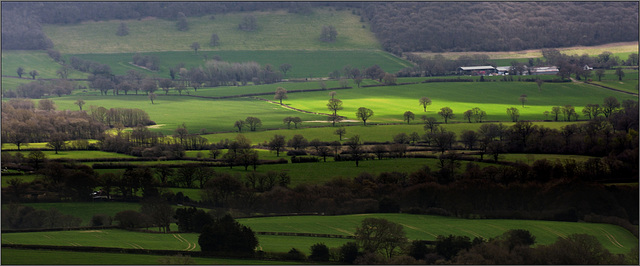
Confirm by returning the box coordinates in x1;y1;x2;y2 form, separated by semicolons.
132;53;160;71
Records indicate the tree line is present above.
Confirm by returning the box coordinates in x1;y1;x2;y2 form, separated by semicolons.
360;2;639;54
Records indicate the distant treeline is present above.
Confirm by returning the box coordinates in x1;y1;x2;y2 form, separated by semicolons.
361;2;639;53
3;2;637;52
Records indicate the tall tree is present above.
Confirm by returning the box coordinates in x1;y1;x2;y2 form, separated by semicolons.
438;107;455;124
16;67;25;78
176;12;189;31
346;135;363;167
116;22;129;36
355;218;407;258
74;99;85;111
602;96;620;118
209;33;220;46
519;94;528;108
615;68;625;81
419;97;432;112
320;25;338;42
403;111;415;124
506;107;520;122
334;127;346;140
327;98;343;116
190;42;200;54
268;134;286;156
29;70;39;79
279;63;292;77
595;69;606;81
274;87;287;105
356;107;374;126
148;93;157;104
245;117;262;131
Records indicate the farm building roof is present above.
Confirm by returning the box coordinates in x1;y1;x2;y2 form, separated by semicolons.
459;66;496;71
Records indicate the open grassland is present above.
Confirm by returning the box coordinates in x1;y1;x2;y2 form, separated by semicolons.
2;214;636;255
283;82;637;124
1;50;86;80
69;50;411;78
50;95;326;135
1;174;41;187
0;249;297;265
43;9;379;54
413;41;638;60
589;69;639;94
238;213;638;254
47;80;631;135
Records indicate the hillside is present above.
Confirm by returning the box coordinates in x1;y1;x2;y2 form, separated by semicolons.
42;9;379;54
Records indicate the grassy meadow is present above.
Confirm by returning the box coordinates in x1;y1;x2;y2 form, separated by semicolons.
43;9;379;54
2;213;636;254
34;78;633;135
1;249;298;265
66;50;412;78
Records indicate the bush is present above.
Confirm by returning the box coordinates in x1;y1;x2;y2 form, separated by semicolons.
285;248;307;261
90;214;112;226
286;150;307;156
291;156;320;163
309;243;330;262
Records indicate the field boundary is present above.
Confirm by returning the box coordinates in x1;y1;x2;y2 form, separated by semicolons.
583;81;638;96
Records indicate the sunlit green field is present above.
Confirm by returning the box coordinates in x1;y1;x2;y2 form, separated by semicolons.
1;249;298;265
590;69;639;94
43;9;379;54
2;214;636;254
46;95;326;135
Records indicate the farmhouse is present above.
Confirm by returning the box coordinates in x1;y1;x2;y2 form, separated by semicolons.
459;66;496;75
496;66;511;75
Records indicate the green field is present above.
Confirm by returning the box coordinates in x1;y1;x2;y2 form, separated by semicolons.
589;69;639;94
2;213;636;255
68;50;412;79
238;213;638;254
1;249;298;265
3;150;137;160
43;9;380;54
1;50;86;80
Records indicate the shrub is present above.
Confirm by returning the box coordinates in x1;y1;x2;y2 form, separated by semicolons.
90;214;112;226
285;248;307;261
309;243;330;262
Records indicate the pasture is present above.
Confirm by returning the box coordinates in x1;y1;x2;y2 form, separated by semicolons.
67;50;412;78
3;150;137;160
1;50;86;80
1;249;297;265
42;9;380;54
42;78;633;135
2;214;636;254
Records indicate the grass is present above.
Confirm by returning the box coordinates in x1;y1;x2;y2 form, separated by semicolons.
238;213;638;254
68;50;412;79
1;50;87;79
43;9;380;54
589;69;639;94
46;95;327;135
1;249;298;265
280;81;637;124
2;214;636;255
3;150;137;160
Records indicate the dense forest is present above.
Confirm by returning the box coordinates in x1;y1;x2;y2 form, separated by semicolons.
2;2;637;52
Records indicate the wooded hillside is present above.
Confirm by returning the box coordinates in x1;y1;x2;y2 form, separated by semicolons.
2;2;638;52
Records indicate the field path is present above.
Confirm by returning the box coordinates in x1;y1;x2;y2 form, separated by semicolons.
400;223;438;238
173;234;197;251
600;229;624;248
318;223;354;236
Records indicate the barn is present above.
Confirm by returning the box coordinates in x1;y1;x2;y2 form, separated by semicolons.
459;66;496;75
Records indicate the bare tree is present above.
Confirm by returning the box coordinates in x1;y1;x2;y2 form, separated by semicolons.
419;97;432;112
274;87;287;105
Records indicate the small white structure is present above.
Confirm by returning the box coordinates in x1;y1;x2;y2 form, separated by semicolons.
583;65;593;70
459;66;496;75
530;66;559;75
